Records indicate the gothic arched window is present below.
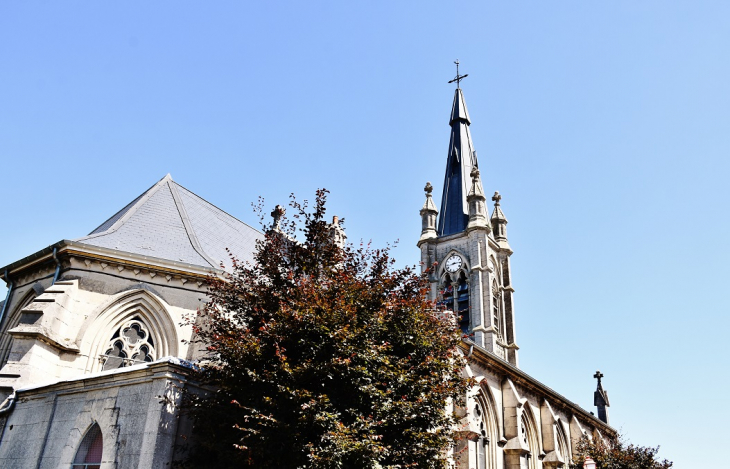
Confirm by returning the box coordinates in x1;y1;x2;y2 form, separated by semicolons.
521;412;539;469
441;274;454;309
474;401;489;469
101;317;156;371
72;423;103;469
456;271;469;333
556;421;569;463
492;281;503;340
438;266;470;333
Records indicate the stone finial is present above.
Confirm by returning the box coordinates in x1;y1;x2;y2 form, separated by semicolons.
329;215;346;248
490;191;509;245
593;370;604;385
418;182;438;245
466;166;488;232
271;205;285;231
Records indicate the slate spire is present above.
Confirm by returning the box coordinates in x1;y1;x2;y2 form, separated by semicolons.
437;86;481;236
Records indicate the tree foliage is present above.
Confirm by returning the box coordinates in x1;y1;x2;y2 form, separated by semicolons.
183;190;470;468
570;435;673;469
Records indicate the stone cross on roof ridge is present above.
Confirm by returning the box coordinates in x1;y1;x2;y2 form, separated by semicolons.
271;205;285;231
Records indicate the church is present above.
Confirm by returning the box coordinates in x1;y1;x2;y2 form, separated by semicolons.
0;78;613;468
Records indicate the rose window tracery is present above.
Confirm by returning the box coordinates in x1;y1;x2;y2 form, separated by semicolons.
101;318;155;371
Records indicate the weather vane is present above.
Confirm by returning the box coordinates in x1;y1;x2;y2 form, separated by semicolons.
448;59;468;89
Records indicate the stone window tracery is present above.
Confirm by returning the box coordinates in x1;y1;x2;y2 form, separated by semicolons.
521;412;538;469
438;269;470;333
101;318;156;371
474;401;490;469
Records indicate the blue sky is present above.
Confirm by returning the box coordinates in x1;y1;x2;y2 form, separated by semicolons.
2;2;729;466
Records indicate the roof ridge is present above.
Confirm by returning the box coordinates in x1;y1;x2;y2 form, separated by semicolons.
171;181;262;234
167;181;218;269
77;174;173;242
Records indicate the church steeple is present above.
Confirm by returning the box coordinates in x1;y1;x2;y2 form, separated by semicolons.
418;65;519;366
437;86;481;236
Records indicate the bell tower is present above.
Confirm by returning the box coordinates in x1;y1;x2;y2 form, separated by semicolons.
418;66;519;366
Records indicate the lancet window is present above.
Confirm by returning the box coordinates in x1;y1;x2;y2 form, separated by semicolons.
555;422;569;463
439;270;470;333
456;272;469;332
72;423;103;469
474;400;490;469
521;412;538;469
492;280;504;340
101;317;155;371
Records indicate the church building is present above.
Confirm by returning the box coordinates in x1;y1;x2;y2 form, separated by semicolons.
0;76;613;468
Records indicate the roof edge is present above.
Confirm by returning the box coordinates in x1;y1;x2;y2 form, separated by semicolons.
1;240;223;283
14;356;196;395
461;340;616;435
0;241;67;283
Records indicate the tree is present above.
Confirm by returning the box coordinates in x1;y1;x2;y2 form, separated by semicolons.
183;189;470;469
570;435;673;469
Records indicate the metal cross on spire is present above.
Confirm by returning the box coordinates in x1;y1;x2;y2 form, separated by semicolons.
448;59;468;89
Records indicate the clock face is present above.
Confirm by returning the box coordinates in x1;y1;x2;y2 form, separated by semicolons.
445;254;463;273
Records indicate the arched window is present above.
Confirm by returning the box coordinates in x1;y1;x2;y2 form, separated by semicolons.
439;271;470;333
467;390;498;469
440;274;454;310
492;281;503;339
456;271;469;333
521;411;539;469
474;400;489;469
555;421;569;464
72;423;103;469
0;292;37;368
101;317;156;371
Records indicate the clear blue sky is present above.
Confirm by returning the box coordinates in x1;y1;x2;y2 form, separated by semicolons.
2;2;728;466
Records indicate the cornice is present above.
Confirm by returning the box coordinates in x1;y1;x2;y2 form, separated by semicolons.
1;240;222;286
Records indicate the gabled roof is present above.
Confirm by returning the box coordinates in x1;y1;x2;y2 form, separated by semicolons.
75;174;262;271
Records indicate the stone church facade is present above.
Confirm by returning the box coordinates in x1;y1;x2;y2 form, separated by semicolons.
0;84;613;468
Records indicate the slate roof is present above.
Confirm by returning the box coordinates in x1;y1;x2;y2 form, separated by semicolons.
437;88;483;236
75;174;262;271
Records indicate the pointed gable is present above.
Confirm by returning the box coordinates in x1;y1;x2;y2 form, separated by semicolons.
76;175;262;271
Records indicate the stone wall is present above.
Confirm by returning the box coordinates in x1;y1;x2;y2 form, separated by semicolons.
0;360;192;469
